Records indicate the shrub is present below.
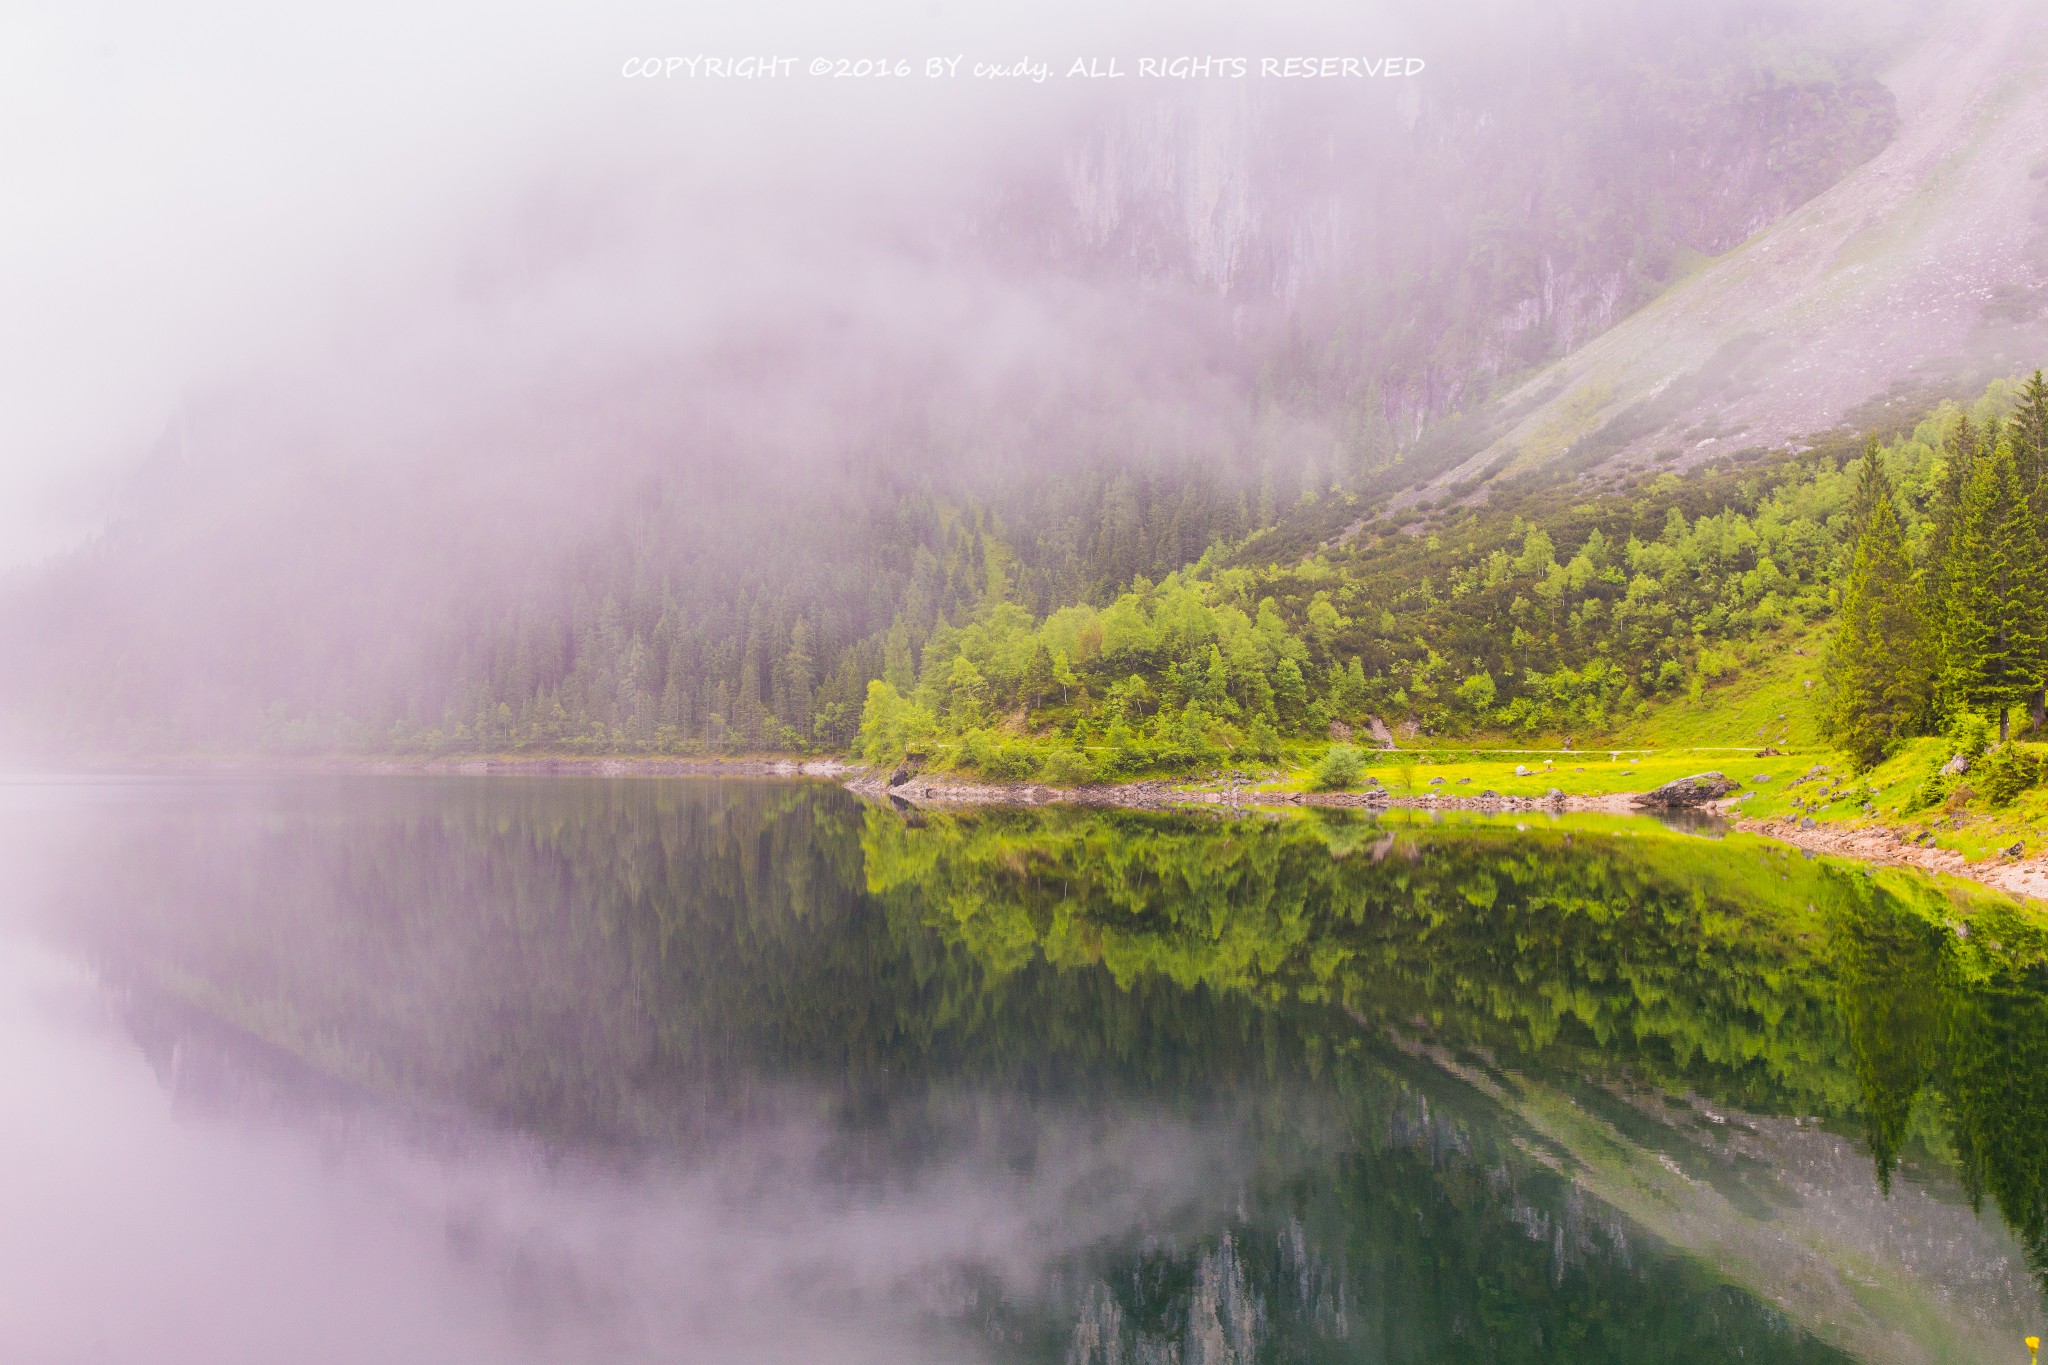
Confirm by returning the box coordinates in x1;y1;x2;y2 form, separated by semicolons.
1039;746;1098;787
1245;715;1282;762
1978;744;2043;808
1904;770;1954;814
1312;743;1366;791
961;729;1034;781
1945;711;1992;761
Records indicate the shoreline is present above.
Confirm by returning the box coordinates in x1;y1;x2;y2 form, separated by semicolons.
852;771;2048;904
15;754;2044;904
16;754;857;780
848;770;1655;817
1726;811;2048;904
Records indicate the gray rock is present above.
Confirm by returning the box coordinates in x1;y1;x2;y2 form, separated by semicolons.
1514;764;1530;776
1631;771;1740;808
1799;816;1817;829
1940;754;1969;776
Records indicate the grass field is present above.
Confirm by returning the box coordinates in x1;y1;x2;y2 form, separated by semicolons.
1265;630;2048;863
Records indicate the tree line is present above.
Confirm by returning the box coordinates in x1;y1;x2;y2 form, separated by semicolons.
1822;372;2048;768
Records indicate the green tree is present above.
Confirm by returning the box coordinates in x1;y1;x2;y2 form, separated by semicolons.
1941;442;2048;739
1273;657;1309;727
781;619;816;735
1310;742;1365;790
1022;642;1058;708
1455;671;1498;714
1927;414;1979;717
2012;369;2048;494
1821;451;1932;767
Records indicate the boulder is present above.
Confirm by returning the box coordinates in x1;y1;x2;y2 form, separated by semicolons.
1940;754;1969;777
1632;771;1740;808
888;763;915;787
1514;765;1530;776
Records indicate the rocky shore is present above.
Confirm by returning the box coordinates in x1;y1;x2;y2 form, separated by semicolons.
1728;812;2048;904
848;769;2048;905
843;770;1641;816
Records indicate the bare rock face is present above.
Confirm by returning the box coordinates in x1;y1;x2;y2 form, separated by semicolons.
1328;720;1353;741
1632;772;1740;808
1368;717;1395;750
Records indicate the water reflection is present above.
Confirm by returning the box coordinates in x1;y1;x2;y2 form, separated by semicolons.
2;776;2044;1362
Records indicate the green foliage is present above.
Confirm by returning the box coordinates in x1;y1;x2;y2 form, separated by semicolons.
1946;710;1993;761
1939;440;2048;730
219;375;2048;772
1454;670;1498;712
1311;743;1366;790
1978;743;2044;808
857;680;936;766
1819;445;1931;769
1038;745;1100;787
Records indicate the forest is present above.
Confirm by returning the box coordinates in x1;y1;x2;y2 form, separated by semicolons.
233;373;2047;794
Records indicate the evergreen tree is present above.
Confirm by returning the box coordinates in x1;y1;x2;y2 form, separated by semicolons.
1927;413;1979;716
1821;450;1931;767
1022;642;1058;709
782;619;816;734
1844;435;1888;532
1941;441;2048;740
2013;369;2048;494
737;630;764;748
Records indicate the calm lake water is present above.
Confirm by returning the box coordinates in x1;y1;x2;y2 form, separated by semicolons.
0;775;2044;1363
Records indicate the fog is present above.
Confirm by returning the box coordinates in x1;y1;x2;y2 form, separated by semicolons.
2;0;1936;754
1;0;1429;564
0;935;1281;1364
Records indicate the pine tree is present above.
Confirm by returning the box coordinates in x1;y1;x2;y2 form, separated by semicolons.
1822;451;1932;768
1022;642;1057;709
782;619;816;734
1845;435;1888;532
736;630;764;748
2013;369;2048;495
1928;413;1980;717
1942;441;2048;740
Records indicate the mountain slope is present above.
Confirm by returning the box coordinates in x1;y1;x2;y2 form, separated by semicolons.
1433;0;2048;490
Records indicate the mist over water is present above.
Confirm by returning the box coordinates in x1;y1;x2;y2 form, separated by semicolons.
8;0;2048;1357
2;775;2042;1362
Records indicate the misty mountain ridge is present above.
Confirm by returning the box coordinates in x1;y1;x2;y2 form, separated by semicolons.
0;0;1998;755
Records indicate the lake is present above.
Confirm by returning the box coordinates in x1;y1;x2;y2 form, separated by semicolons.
0;775;2043;1363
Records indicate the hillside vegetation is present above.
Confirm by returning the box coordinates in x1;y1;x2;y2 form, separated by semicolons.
855;381;2045;781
